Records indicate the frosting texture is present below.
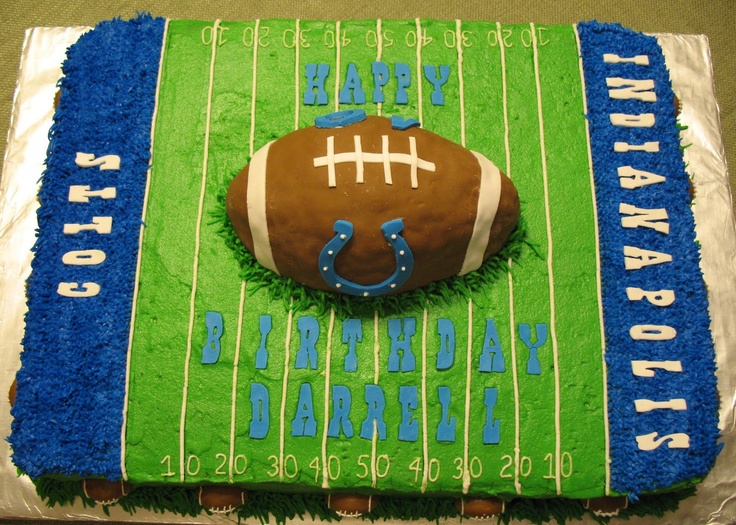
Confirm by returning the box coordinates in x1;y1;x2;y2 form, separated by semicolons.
10;14;165;479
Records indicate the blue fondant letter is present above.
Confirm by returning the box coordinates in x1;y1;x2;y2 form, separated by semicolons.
519;323;548;375
483;387;501;444
201;311;223;364
479;318;506;373
304;63;330;105
436;386;457;442
338;63;366;105
249;382;270;439
422;65;450;105
395;62;411;105
342;318;362;372
296;316;319;369
372;61;389;103
255;315;271;370
291;383;317;437
360;385;387;440
327;385;354;438
399;385;418;442
436;318;455;370
387;317;416;372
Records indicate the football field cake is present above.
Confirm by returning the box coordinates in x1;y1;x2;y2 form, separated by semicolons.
7;15;721;523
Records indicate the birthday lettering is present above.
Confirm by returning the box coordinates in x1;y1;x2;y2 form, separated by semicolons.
303;61;452;107
228;314;553;445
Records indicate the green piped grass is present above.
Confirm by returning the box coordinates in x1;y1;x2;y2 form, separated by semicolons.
31;475;696;524
237;491;336;524
33;477;94;509
364;495;459;522
502;497;587;524
213;181;533;319
111;485;203;517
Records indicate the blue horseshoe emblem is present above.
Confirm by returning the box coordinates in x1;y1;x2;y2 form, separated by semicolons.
319;219;414;297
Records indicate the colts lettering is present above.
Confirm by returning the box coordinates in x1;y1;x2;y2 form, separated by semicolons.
58;152;120;298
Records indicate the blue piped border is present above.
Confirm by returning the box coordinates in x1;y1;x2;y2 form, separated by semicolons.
578;21;720;496
9;14;165;480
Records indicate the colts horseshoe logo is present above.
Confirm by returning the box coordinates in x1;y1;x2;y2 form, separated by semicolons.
319;219;414;297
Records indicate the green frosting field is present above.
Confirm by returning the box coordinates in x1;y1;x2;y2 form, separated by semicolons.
122;19;608;502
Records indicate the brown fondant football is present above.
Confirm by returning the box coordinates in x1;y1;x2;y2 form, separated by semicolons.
327;493;378;517
226;112;519;297
9;377;17;407
82;479;131;504
198;485;248;513
454;496;506;518
583;496;629;517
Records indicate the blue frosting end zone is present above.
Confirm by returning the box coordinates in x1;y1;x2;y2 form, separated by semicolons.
9;14;165;480
578;21;720;496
